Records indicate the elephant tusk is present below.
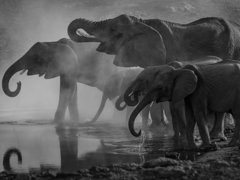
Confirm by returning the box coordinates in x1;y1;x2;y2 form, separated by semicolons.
19;69;26;75
76;29;96;38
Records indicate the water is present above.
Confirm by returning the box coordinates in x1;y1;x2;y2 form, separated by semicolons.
0;119;195;174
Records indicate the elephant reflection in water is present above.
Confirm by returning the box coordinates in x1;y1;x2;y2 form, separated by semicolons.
2;127;195;173
2;148;22;172
55;127;179;171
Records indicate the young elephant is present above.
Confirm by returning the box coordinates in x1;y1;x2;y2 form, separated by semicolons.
129;60;240;149
124;57;225;141
91;67;169;129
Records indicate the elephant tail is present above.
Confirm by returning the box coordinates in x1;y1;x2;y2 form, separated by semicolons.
115;95;127;111
88;93;108;123
3;147;22;172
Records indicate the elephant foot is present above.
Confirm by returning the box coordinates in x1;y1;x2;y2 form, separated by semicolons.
69;118;80;125
69;113;80;123
198;142;218;152
53;117;64;125
228;139;238;147
54;112;65;124
187;143;198;151
210;132;227;142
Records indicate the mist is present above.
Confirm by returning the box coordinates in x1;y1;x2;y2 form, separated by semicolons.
0;0;239;123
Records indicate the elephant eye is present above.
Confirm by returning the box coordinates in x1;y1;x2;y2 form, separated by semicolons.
115;33;123;39
110;27;116;33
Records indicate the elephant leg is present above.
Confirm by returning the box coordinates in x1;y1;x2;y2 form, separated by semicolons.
193;109;212;148
54;75;76;123
228;114;240;146
68;83;80;122
210;113;227;141
185;103;197;149
141;104;150;131
169;101;186;139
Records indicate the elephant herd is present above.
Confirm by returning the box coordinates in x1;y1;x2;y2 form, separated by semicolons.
3;14;240;151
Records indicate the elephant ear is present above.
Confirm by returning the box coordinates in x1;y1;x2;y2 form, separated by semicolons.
26;42;78;79
114;20;166;67
172;69;198;102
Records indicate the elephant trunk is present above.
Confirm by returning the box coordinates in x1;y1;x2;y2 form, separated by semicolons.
129;89;158;137
2;60;24;97
88;93;108;123
124;84;139;106
3;148;22;172
115;95;127;111
68;18;103;42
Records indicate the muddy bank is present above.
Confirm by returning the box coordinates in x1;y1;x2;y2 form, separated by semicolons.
1;145;240;180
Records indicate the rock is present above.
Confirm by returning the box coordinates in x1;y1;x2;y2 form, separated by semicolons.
143;157;179;168
143;166;187;179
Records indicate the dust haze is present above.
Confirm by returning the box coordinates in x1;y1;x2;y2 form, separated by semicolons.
0;0;239;122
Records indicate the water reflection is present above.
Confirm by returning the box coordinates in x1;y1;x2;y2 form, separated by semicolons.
3;148;22;172
0;122;199;173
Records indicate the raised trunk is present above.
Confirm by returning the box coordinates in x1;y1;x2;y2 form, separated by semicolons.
2;61;24;97
115;95;127;110
3;148;22;172
124;84;139;106
88;93;108;123
129;89;158;137
68;18;101;42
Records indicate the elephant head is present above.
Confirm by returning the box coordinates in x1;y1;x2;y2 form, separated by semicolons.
2;40;78;97
123;65;174;107
68;14;166;67
128;66;198;137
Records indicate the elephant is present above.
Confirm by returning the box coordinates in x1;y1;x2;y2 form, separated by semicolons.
3;148;22;172
67;14;240;139
2;38;167;126
2;38;117;123
90;67;169;130
128;60;240;150
123;57;224;140
68;14;240;67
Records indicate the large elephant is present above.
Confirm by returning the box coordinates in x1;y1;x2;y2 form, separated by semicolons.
68;14;240;67
129;60;240;150
2;38;116;123
67;14;240;139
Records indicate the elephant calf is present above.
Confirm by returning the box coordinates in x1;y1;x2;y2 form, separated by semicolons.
129;60;240;150
91;67;169;129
